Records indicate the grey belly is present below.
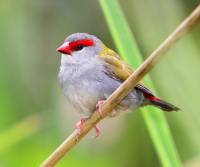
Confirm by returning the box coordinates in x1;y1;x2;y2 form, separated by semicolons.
63;73;144;116
63;80;102;116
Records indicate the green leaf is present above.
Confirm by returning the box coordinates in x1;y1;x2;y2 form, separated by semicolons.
99;0;181;166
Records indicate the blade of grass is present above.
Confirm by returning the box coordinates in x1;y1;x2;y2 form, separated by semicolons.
99;0;181;167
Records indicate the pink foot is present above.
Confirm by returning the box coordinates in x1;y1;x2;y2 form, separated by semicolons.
75;118;101;138
96;100;105;116
94;125;100;138
75;118;87;135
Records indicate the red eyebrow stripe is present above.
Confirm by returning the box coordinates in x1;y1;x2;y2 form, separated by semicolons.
69;39;94;49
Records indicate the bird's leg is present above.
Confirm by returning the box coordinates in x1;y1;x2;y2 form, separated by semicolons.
75;117;88;135
96;100;118;118
94;125;100;138
75;118;101;138
96;100;106;116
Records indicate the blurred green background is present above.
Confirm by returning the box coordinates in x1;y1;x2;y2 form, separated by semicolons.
0;0;200;166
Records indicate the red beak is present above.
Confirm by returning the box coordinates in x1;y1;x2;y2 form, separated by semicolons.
56;42;71;55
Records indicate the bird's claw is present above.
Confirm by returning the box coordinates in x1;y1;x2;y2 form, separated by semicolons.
94;125;100;138
96;100;105;116
75;118;101;138
75;118;87;135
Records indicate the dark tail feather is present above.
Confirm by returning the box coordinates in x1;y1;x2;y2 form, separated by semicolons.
150;98;180;112
136;84;180;112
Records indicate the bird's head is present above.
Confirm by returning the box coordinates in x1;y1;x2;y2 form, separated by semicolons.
57;33;103;59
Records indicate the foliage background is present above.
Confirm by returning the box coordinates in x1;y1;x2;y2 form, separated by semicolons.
0;0;200;166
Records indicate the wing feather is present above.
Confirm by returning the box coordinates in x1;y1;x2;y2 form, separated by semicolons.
99;47;155;97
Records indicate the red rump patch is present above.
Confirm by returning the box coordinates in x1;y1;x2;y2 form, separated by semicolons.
143;93;160;101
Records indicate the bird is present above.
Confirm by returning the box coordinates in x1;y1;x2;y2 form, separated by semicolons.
57;33;179;137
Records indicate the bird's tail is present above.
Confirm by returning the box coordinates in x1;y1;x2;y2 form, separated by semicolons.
135;84;179;112
150;97;180;112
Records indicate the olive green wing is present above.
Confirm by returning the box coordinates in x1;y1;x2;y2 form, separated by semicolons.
99;47;155;96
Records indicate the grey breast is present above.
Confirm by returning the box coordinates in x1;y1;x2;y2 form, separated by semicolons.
58;57;109;115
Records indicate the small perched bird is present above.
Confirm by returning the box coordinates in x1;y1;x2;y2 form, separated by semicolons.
57;33;179;136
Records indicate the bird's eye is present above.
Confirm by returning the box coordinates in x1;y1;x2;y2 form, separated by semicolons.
69;39;94;53
74;44;84;51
